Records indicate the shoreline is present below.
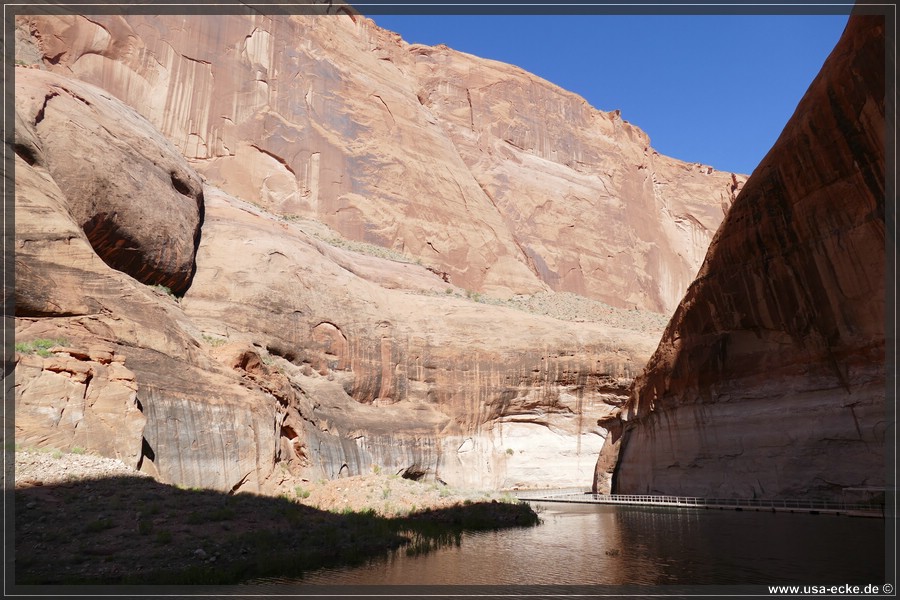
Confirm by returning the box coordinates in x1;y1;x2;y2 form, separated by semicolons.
13;448;541;585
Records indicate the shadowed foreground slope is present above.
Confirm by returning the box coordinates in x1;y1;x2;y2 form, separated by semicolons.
14;474;538;586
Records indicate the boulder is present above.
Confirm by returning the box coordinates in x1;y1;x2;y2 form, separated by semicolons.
15;69;203;297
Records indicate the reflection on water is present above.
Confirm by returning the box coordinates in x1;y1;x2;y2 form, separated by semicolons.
287;503;885;585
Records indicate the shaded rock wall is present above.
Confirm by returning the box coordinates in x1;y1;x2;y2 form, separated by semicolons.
605;15;887;501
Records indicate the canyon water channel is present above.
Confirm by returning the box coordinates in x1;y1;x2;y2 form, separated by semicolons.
250;501;886;588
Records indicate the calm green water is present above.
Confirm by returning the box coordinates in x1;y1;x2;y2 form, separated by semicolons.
264;502;886;586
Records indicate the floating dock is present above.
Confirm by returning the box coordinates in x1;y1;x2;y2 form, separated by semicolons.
516;492;884;518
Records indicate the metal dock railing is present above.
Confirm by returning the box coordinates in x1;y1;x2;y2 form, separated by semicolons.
516;492;885;518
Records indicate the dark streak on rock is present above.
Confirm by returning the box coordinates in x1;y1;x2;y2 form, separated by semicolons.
34;91;58;125
249;144;297;178
14;143;38;166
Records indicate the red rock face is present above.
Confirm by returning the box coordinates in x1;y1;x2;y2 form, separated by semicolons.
18;10;743;314
13;65;655;492
606;15;887;502
9;10;748;493
15;69;204;298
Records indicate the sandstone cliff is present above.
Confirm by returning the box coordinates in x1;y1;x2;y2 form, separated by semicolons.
603;15;887;502
13;65;654;492
14;8;742;493
19;9;743;314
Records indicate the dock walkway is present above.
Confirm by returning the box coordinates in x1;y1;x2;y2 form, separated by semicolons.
517;492;884;518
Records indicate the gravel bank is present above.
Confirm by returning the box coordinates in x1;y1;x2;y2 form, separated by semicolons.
15;448;150;487
15;449;513;516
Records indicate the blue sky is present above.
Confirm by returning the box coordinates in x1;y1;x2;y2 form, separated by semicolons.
370;13;850;176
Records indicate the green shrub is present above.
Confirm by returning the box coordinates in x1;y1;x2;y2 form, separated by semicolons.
84;518;115;533
138;518;154;536
208;507;235;521
201;334;226;347
155;531;173;545
15;338;68;358
149;284;174;296
294;486;311;499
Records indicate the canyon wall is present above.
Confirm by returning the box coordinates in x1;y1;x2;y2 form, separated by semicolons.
18;8;743;314
13;65;653;492
15;6;743;493
604;15;887;502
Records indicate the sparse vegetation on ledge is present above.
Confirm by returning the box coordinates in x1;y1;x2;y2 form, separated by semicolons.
235;198;668;333
148;283;177;299
431;288;670;332
285;471;519;518
14;338;69;358
280;212;423;265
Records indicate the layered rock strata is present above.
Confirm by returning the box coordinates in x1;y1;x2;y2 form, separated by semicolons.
19;10;744;314
14;66;654;492
14;9;745;493
602;15;887;502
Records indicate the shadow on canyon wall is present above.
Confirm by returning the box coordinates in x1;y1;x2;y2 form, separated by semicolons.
13;475;538;587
